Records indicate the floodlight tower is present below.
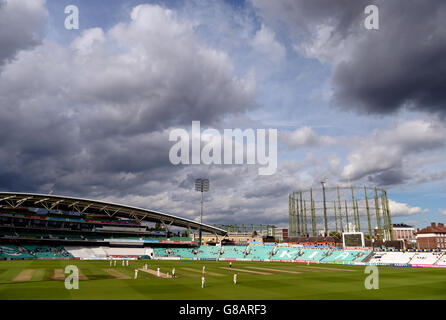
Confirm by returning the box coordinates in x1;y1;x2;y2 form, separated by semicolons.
195;178;209;246
321;181;328;236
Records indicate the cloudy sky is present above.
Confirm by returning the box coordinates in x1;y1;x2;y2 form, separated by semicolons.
1;0;445;230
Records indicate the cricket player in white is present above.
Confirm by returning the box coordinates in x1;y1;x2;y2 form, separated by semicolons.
114;260;116;267
110;260;112;267
157;267;160;277
202;265;206;274
144;263;147;270
172;268;175;278
122;260;125;266
126;260;129;266
233;273;237;284
201;276;205;288
134;269;138;279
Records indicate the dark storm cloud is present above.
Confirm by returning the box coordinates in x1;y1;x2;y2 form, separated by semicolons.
0;4;255;198
244;182;291;199
0;0;47;66
333;1;446;116
253;0;446;116
366;168;409;187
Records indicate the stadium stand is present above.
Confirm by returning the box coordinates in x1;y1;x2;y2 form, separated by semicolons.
368;251;415;264
22;245;72;258
294;249;327;261
0;244;72;259
64;246;153;258
409;252;441;265
219;246;245;259
4;238;446;269
244;245;273;260
64;246;97;259
152;247;170;257
0;244;33;259
321;249;371;262
105;247;152;257
435;253;446;266
90;246;108;258
196;246;221;259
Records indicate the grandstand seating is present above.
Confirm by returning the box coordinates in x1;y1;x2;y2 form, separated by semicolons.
0;244;72;259
321;250;371;262
435;253;446;266
219;246;245;259
0;231;17;238
64;246;154;258
22;245;72;258
64;246;97;259
170;248;195;259
105;247;151;257
270;247;298;260
368;251;415;264
268;247;372;262
295;249;324;261
152;247;170;257
245;245;273;260
0;244;33;259
4;240;446;268
196;246;220;259
90;246;108;258
409;252;441;265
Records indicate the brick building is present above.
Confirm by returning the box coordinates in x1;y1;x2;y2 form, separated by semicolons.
392;223;416;249
416;222;446;249
274;228;288;242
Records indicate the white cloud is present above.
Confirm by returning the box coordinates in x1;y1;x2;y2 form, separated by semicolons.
71;28;106;55
438;209;446;216
341;120;446;183
252;24;286;63
280;126;337;149
388;199;428;217
294;24;351;64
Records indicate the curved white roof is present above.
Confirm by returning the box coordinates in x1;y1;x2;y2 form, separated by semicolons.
0;192;227;235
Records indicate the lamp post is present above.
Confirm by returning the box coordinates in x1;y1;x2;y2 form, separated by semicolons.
195;178;209;246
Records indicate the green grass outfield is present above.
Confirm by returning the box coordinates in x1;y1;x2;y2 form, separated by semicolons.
0;259;445;300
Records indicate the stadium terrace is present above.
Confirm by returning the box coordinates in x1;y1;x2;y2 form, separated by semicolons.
1;192;445;268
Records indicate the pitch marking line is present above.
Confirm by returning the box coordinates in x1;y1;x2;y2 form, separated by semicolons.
181;267;224;277
102;268;131;279
138;268;172;278
12;269;35;281
246;266;302;274
219;267;272;275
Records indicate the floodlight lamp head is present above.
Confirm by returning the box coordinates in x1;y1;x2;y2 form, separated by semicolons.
195;178;209;192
